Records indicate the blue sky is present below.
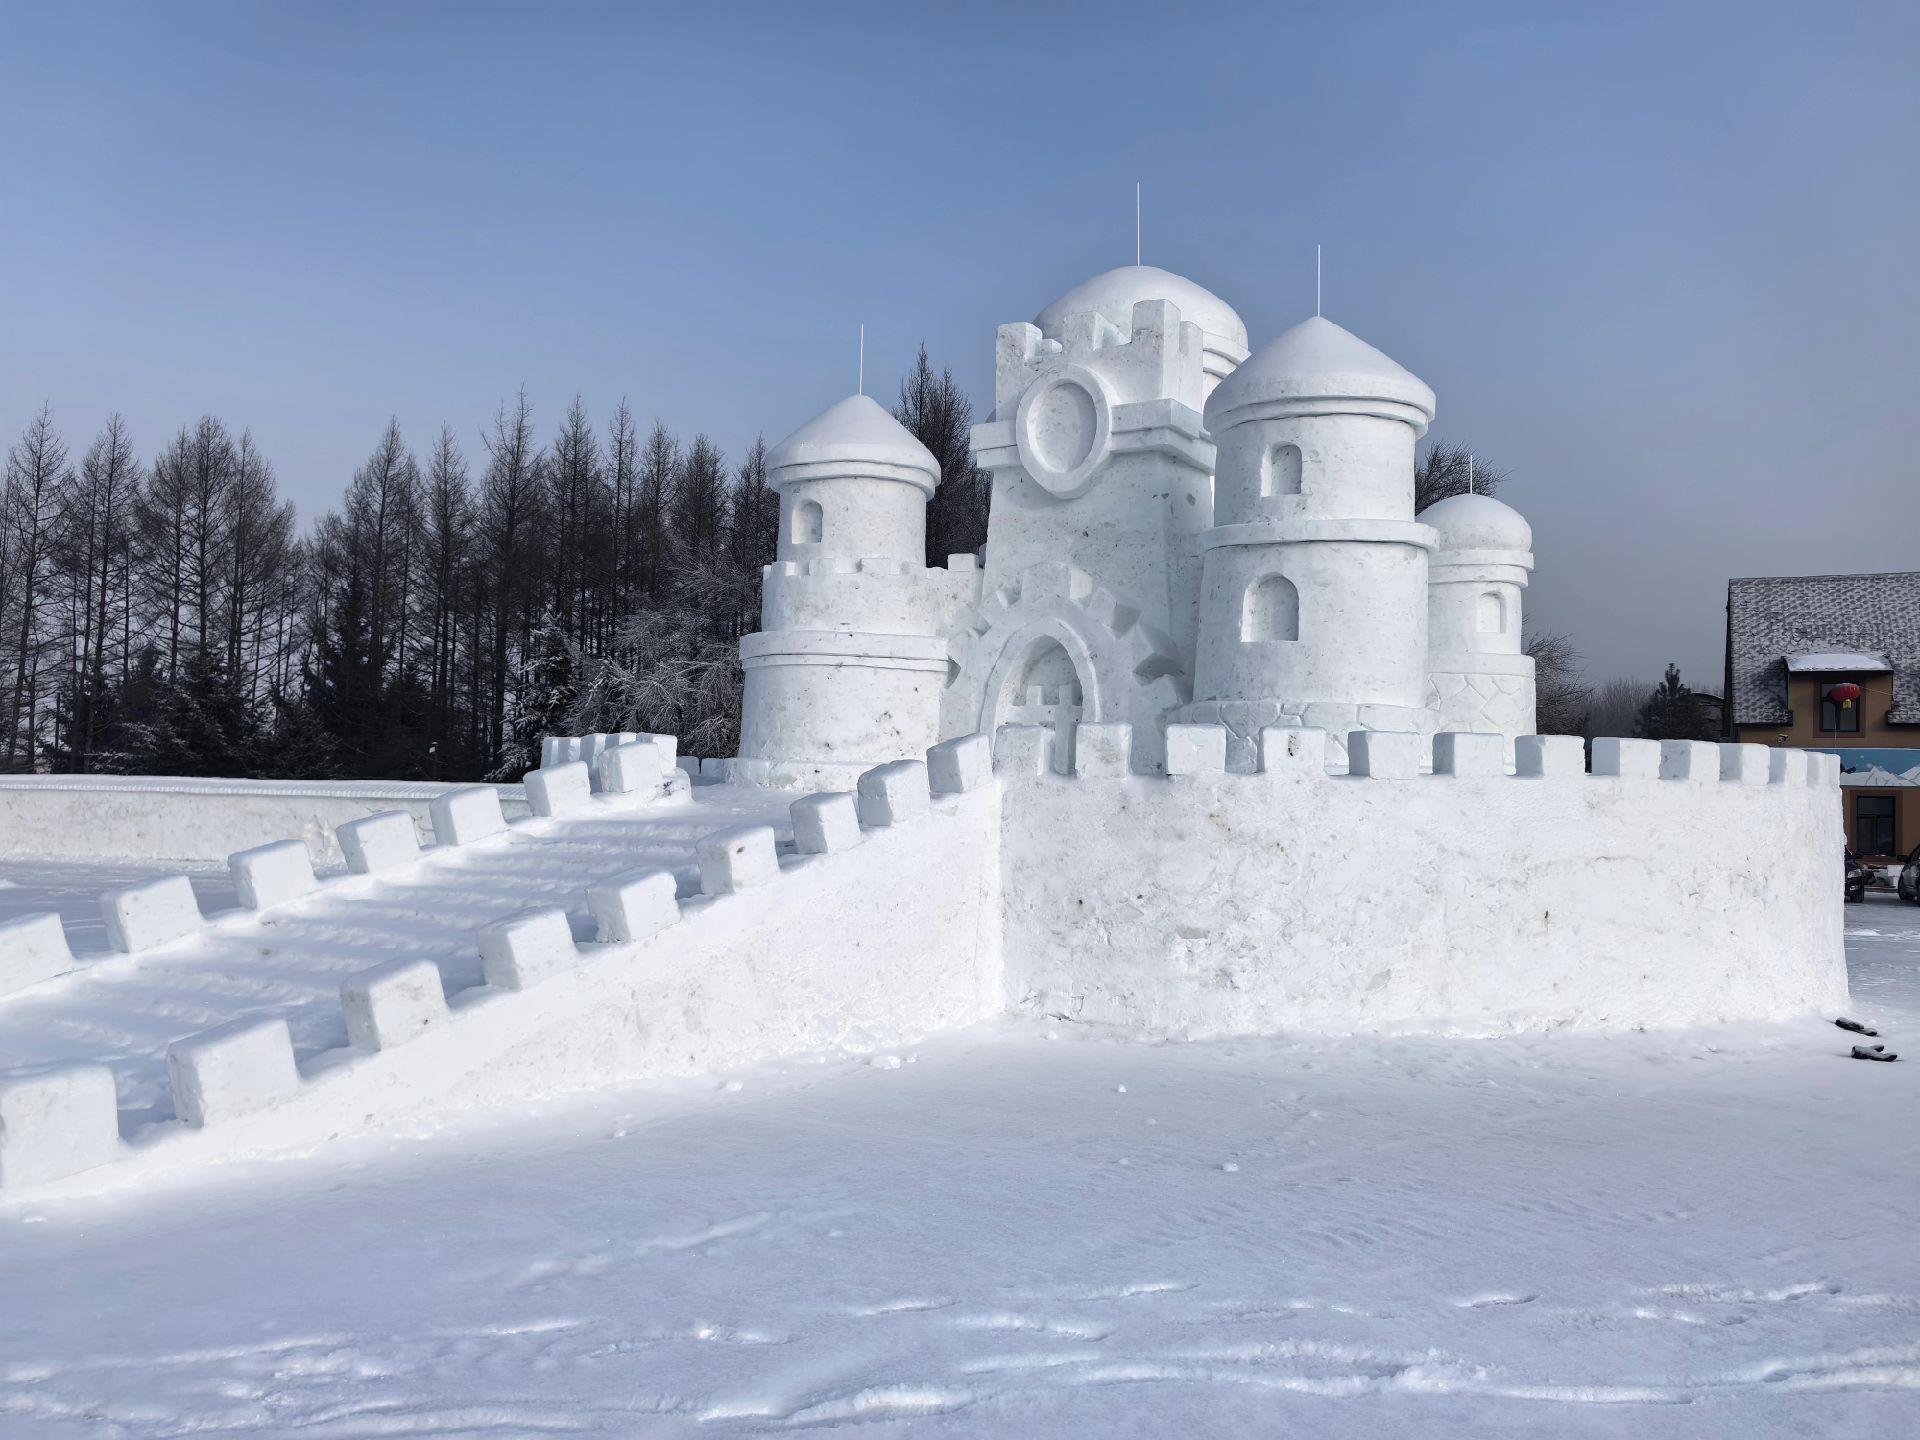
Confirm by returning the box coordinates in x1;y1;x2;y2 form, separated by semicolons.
3;1;1916;688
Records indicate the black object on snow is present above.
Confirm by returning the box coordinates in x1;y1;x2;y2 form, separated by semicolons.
1836;1018;1880;1036
1850;1045;1899;1061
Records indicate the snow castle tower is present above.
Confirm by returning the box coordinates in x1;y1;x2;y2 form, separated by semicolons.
1180;316;1439;769
947;265;1249;772
1420;492;1536;742
735;394;951;780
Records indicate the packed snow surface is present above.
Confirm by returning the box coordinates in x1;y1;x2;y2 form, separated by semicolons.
2;893;1918;1436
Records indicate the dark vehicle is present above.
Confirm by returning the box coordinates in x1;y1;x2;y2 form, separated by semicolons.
1846;849;1870;904
1899;843;1920;904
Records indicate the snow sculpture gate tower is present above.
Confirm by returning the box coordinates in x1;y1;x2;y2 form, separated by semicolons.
946;266;1249;773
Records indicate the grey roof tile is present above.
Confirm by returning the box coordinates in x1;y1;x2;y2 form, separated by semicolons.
1726;572;1920;727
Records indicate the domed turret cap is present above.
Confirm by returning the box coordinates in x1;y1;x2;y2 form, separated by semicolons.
1420;492;1533;556
1035;265;1250;387
766;394;940;495
1036;265;1249;353
1205;315;1436;434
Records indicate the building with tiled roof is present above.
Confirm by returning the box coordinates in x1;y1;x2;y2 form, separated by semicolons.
1725;571;1920;859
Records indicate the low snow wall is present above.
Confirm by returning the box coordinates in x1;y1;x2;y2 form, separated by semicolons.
0;776;530;866
998;733;1847;1033
7;780;1002;1200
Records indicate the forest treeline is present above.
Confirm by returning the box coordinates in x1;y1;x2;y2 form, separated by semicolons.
0;349;988;781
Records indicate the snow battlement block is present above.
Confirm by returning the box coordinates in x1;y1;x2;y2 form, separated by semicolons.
699;757;733;781
1659;739;1719;783
791;792;862;854
677;756;701;781
229;839;316;911
1348;731;1423;779
1260;726;1327;775
339;811;420;875
586;867;679;943
0;912;75;998
1073;723;1132;777
430;785;507;846
1516;734;1584;777
1165;724;1228;776
1433;731;1507;777
597;738;673;795
0;1065;121;1189
697;825;781;894
101;875;204;954
341;958;448;1053
1592;737;1659;779
1719;742;1771;786
1767;747;1805;786
479;907;579;991
167;1017;300;1128
857;760;931;827
525;760;592;817
993;724;1052;777
927;733;993;795
1816;752;1842;787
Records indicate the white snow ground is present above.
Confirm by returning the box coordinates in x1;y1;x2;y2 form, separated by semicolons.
2;888;1917;1436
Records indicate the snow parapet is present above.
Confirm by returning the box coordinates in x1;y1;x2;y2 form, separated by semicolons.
997;722;1846;1035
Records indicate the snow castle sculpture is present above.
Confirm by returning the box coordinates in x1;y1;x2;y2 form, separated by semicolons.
737;264;1538;778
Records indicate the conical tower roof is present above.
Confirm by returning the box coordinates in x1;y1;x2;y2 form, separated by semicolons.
767;394;940;494
1206;315;1435;432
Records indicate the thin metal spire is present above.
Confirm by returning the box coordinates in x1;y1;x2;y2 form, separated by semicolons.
1316;243;1322;317
857;324;864;396
1134;182;1141;266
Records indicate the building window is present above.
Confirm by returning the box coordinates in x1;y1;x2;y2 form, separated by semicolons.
792;499;823;546
1855;794;1896;856
1819;679;1863;734
1476;590;1506;634
1241;574;1299;643
1262;442;1302;497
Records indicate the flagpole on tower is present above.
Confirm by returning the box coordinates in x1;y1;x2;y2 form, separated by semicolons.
858;324;864;397
1316;243;1322;317
1135;182;1141;266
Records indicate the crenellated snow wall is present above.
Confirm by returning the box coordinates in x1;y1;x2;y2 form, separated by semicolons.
996;728;1846;1034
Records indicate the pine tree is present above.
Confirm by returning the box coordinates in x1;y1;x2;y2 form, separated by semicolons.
1634;664;1718;741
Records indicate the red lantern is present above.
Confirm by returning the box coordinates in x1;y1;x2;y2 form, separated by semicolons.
1830;682;1862;710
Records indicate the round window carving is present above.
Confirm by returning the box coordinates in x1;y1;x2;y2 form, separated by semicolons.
1013;367;1113;499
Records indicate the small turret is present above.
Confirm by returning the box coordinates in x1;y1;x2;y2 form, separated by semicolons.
1421;492;1536;742
767;394;938;566
735;394;954;785
1180;316;1439;768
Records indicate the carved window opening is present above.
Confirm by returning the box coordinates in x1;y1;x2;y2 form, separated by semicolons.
1242;574;1299;643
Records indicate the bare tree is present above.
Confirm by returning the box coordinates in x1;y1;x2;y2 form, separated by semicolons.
1;406;70;765
63;415;142;767
1584;677;1648;741
1525;631;1590;735
1414;439;1507;514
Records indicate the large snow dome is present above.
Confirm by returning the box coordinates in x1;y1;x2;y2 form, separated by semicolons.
1035;264;1249;390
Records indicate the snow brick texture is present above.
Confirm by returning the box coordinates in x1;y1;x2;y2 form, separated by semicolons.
998;723;1845;1035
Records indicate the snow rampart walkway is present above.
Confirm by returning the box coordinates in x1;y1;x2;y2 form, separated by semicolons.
0;752;1004;1201
0;774;530;865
